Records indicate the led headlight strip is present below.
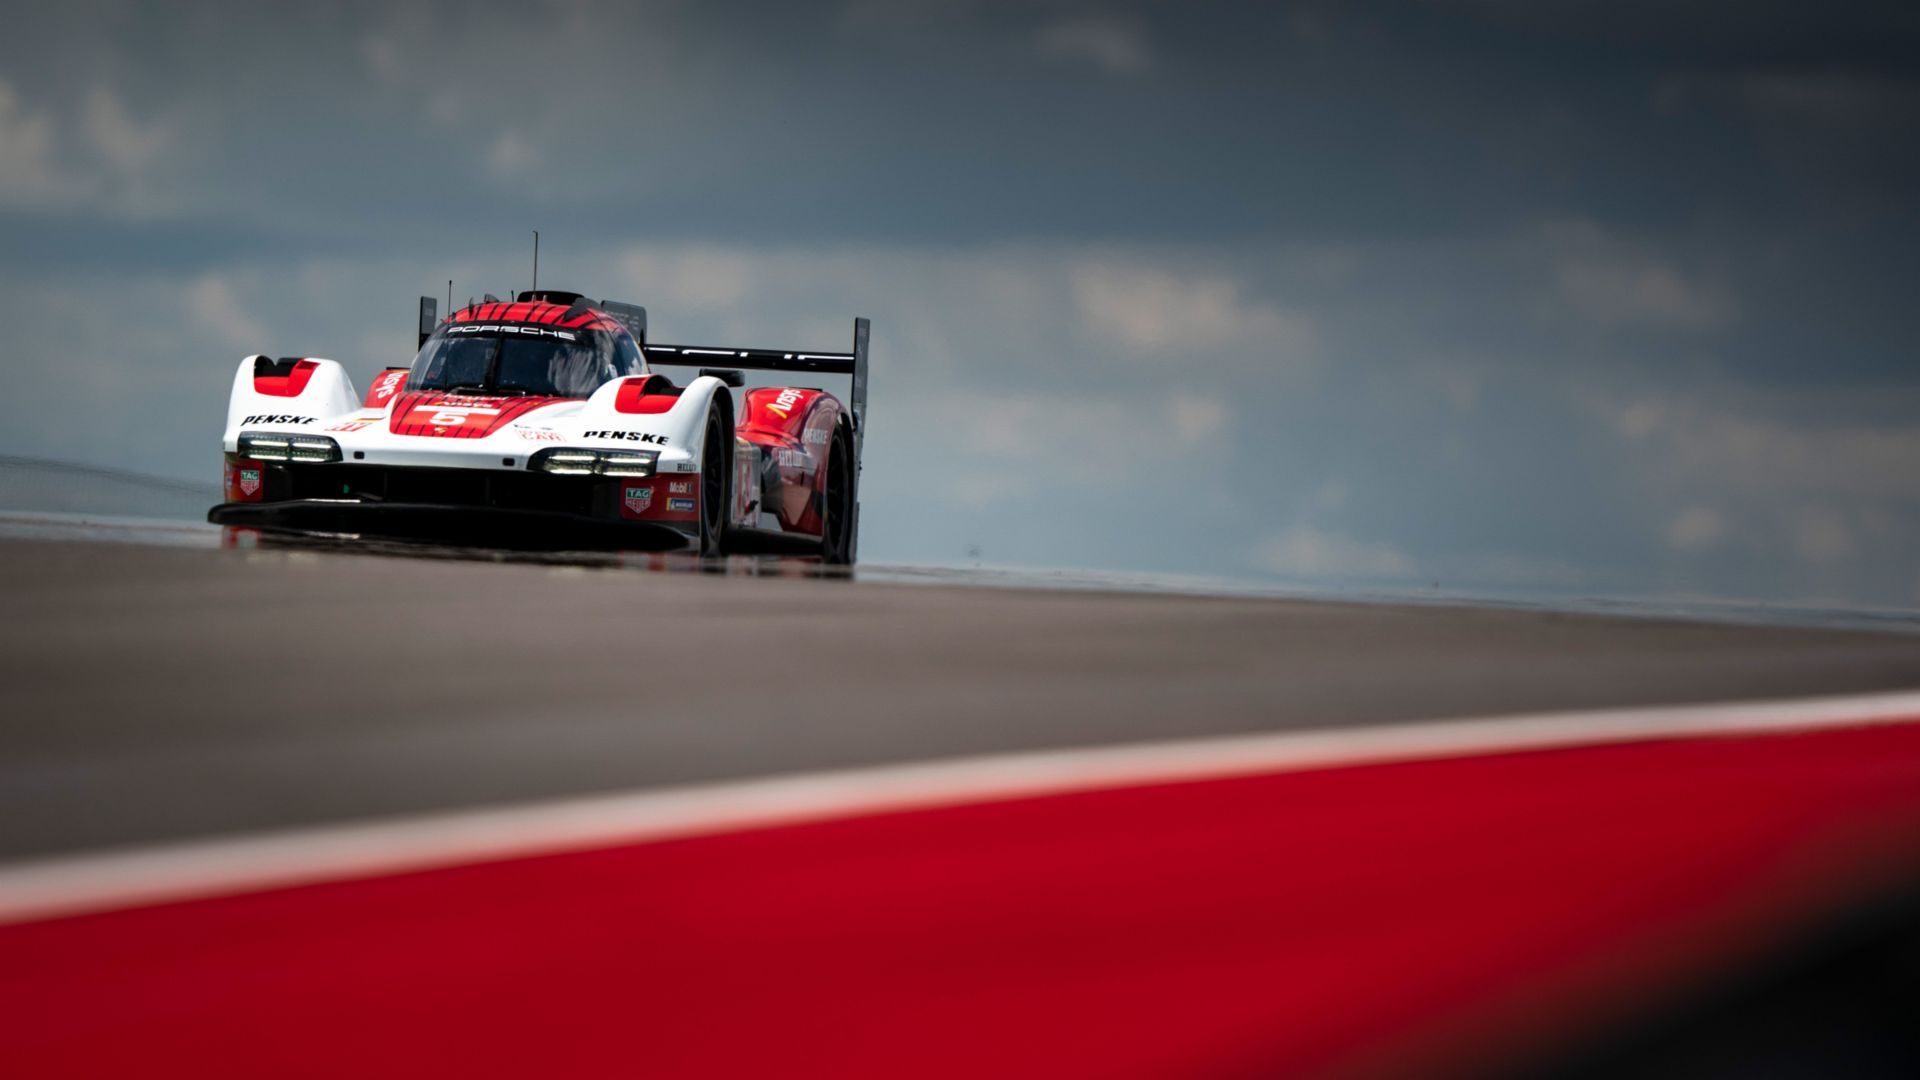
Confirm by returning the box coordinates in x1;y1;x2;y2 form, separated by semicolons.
238;432;342;463
532;448;657;477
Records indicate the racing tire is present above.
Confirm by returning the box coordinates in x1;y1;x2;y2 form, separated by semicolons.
820;420;855;565
698;401;732;558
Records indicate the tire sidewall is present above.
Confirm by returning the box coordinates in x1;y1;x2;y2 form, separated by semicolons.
822;422;854;564
699;404;729;558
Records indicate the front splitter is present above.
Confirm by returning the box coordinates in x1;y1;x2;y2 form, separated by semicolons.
208;500;696;552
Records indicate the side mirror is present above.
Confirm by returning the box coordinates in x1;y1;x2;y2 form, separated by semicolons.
699;368;746;388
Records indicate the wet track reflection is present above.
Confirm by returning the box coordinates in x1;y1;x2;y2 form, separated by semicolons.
2;507;1920;635
217;524;857;581
0;509;854;580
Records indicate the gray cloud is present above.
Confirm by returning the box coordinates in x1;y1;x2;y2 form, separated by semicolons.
1033;14;1153;75
0;0;1915;608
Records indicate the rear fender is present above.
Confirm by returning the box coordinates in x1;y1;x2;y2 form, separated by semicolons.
739;387;843;533
740;387;837;445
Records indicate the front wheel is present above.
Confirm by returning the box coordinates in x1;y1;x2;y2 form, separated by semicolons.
698;403;731;558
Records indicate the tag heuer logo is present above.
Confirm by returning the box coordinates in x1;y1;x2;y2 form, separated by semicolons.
238;469;261;496
624;486;653;513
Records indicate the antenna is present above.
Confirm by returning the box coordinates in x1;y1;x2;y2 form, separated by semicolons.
446;280;452;318
531;230;539;293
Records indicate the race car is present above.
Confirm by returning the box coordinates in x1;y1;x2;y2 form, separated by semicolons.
208;291;870;562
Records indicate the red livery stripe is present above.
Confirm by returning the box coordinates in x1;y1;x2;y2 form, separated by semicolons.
441;301;625;335
385;392;562;438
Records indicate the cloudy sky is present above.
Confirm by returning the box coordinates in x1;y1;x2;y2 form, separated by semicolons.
3;0;1917;608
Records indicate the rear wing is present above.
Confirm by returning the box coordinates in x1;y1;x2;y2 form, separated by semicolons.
644;317;872;461
648;318;871;561
409;294;866;439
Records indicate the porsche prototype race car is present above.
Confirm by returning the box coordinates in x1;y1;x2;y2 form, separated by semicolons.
208;291;869;562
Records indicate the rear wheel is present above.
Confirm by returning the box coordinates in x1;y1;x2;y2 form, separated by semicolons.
820;421;855;564
698;403;731;558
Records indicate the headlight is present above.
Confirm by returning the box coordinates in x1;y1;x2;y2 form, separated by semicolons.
530;448;657;477
540;450;599;476
239;432;341;463
595;451;657;477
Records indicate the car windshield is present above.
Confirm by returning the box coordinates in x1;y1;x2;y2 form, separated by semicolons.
408;325;621;398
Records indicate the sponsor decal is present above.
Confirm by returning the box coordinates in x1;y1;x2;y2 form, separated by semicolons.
515;428;563;442
583;430;667;444
447;324;578;341
778;449;809;469
370;370;407;402
388;391;554;439
668;480;693;494
327;415;381;432
803;427;830;446
624;486;653;514
242;414;314;425
238;469;261;496
667;497;697;512
675;462;698;473
764;388;807;418
406;405;502;427
401;403;505;434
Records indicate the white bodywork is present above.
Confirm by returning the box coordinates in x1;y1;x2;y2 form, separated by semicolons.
222;356;730;476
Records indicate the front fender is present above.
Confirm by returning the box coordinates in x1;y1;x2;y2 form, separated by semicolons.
223;356;359;450
573;375;734;473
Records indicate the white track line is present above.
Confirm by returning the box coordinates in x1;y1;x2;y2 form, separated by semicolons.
4;689;1920;927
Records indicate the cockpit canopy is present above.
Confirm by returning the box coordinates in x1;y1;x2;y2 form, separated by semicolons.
408;320;646;399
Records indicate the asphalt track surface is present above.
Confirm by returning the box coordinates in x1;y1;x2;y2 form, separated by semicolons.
4;533;1920;861
8;528;1920;1076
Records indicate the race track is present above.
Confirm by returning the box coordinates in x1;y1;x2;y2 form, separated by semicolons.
6;528;1920;1075
4;533;1919;859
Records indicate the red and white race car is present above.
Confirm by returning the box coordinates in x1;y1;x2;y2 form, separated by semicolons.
208;291;869;562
